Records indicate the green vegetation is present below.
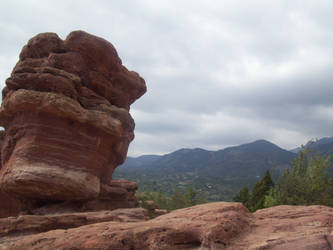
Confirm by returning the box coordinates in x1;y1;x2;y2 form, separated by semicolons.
234;148;333;211
114;170;251;201
115;140;296;201
136;186;206;211
233;170;274;212
250;170;274;211
264;148;333;207
117;141;333;212
232;186;250;208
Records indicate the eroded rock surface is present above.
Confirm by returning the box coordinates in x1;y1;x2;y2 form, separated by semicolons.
230;205;333;249
0;31;146;206
1;202;249;249
1;202;332;249
0;132;21;218
0;208;149;238
20;179;139;215
0;192;21;218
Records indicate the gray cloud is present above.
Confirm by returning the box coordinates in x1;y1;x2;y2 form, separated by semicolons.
1;0;332;156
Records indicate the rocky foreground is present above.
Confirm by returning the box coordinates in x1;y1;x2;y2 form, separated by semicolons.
0;202;332;249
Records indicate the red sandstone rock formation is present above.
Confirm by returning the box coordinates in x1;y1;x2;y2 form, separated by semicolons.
1;202;332;249
233;204;333;249
17;179;139;215
143;200;168;218
0;208;149;239
0;131;22;218
0;192;21;218
80;179;139;212
0;31;146;208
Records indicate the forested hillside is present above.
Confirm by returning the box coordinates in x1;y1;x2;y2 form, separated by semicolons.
114;140;296;201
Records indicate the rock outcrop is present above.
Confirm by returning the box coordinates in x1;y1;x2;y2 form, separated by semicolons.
0;131;22;218
0;31;146;211
0;202;332;249
0;192;21;218
0;208;149;239
234;204;333;249
20;179;139;215
142;200;168;218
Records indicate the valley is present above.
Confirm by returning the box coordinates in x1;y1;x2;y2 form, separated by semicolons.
114;137;333;201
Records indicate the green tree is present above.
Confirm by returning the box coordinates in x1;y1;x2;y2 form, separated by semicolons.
233;186;250;209
169;186;206;210
137;187;207;211
136;191;171;211
184;186;198;206
170;189;186;210
250;170;274;212
264;148;333;207
184;186;207;206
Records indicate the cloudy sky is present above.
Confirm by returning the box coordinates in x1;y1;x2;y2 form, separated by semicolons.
1;0;332;156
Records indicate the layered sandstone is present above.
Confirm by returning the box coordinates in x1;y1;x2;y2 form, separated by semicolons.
1;202;332;249
0;31;146;206
0;131;21;218
0;192;21;218
21;179;139;215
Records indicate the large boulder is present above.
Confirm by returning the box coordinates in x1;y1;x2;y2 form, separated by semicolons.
0;31;146;205
1;202;332;249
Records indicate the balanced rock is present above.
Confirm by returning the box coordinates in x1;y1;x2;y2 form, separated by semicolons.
0;31;146;204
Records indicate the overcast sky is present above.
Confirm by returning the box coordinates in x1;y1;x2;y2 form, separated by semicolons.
1;0;332;156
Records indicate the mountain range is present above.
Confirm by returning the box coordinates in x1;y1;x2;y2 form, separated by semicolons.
114;137;333;201
291;136;333;153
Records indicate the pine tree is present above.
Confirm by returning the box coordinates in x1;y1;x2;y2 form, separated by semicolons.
184;186;197;207
233;186;250;209
250;170;274;212
170;189;186;210
264;148;333;207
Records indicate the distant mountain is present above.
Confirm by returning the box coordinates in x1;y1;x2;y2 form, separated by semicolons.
291;136;333;154
120;140;295;175
308;136;333;146
314;142;333;155
121;155;161;168
115;139;297;201
140;148;215;173
210;140;296;178
290;148;299;153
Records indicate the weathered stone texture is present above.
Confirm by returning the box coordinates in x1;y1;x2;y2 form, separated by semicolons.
1;202;333;249
0;131;21;218
0;31;146;205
